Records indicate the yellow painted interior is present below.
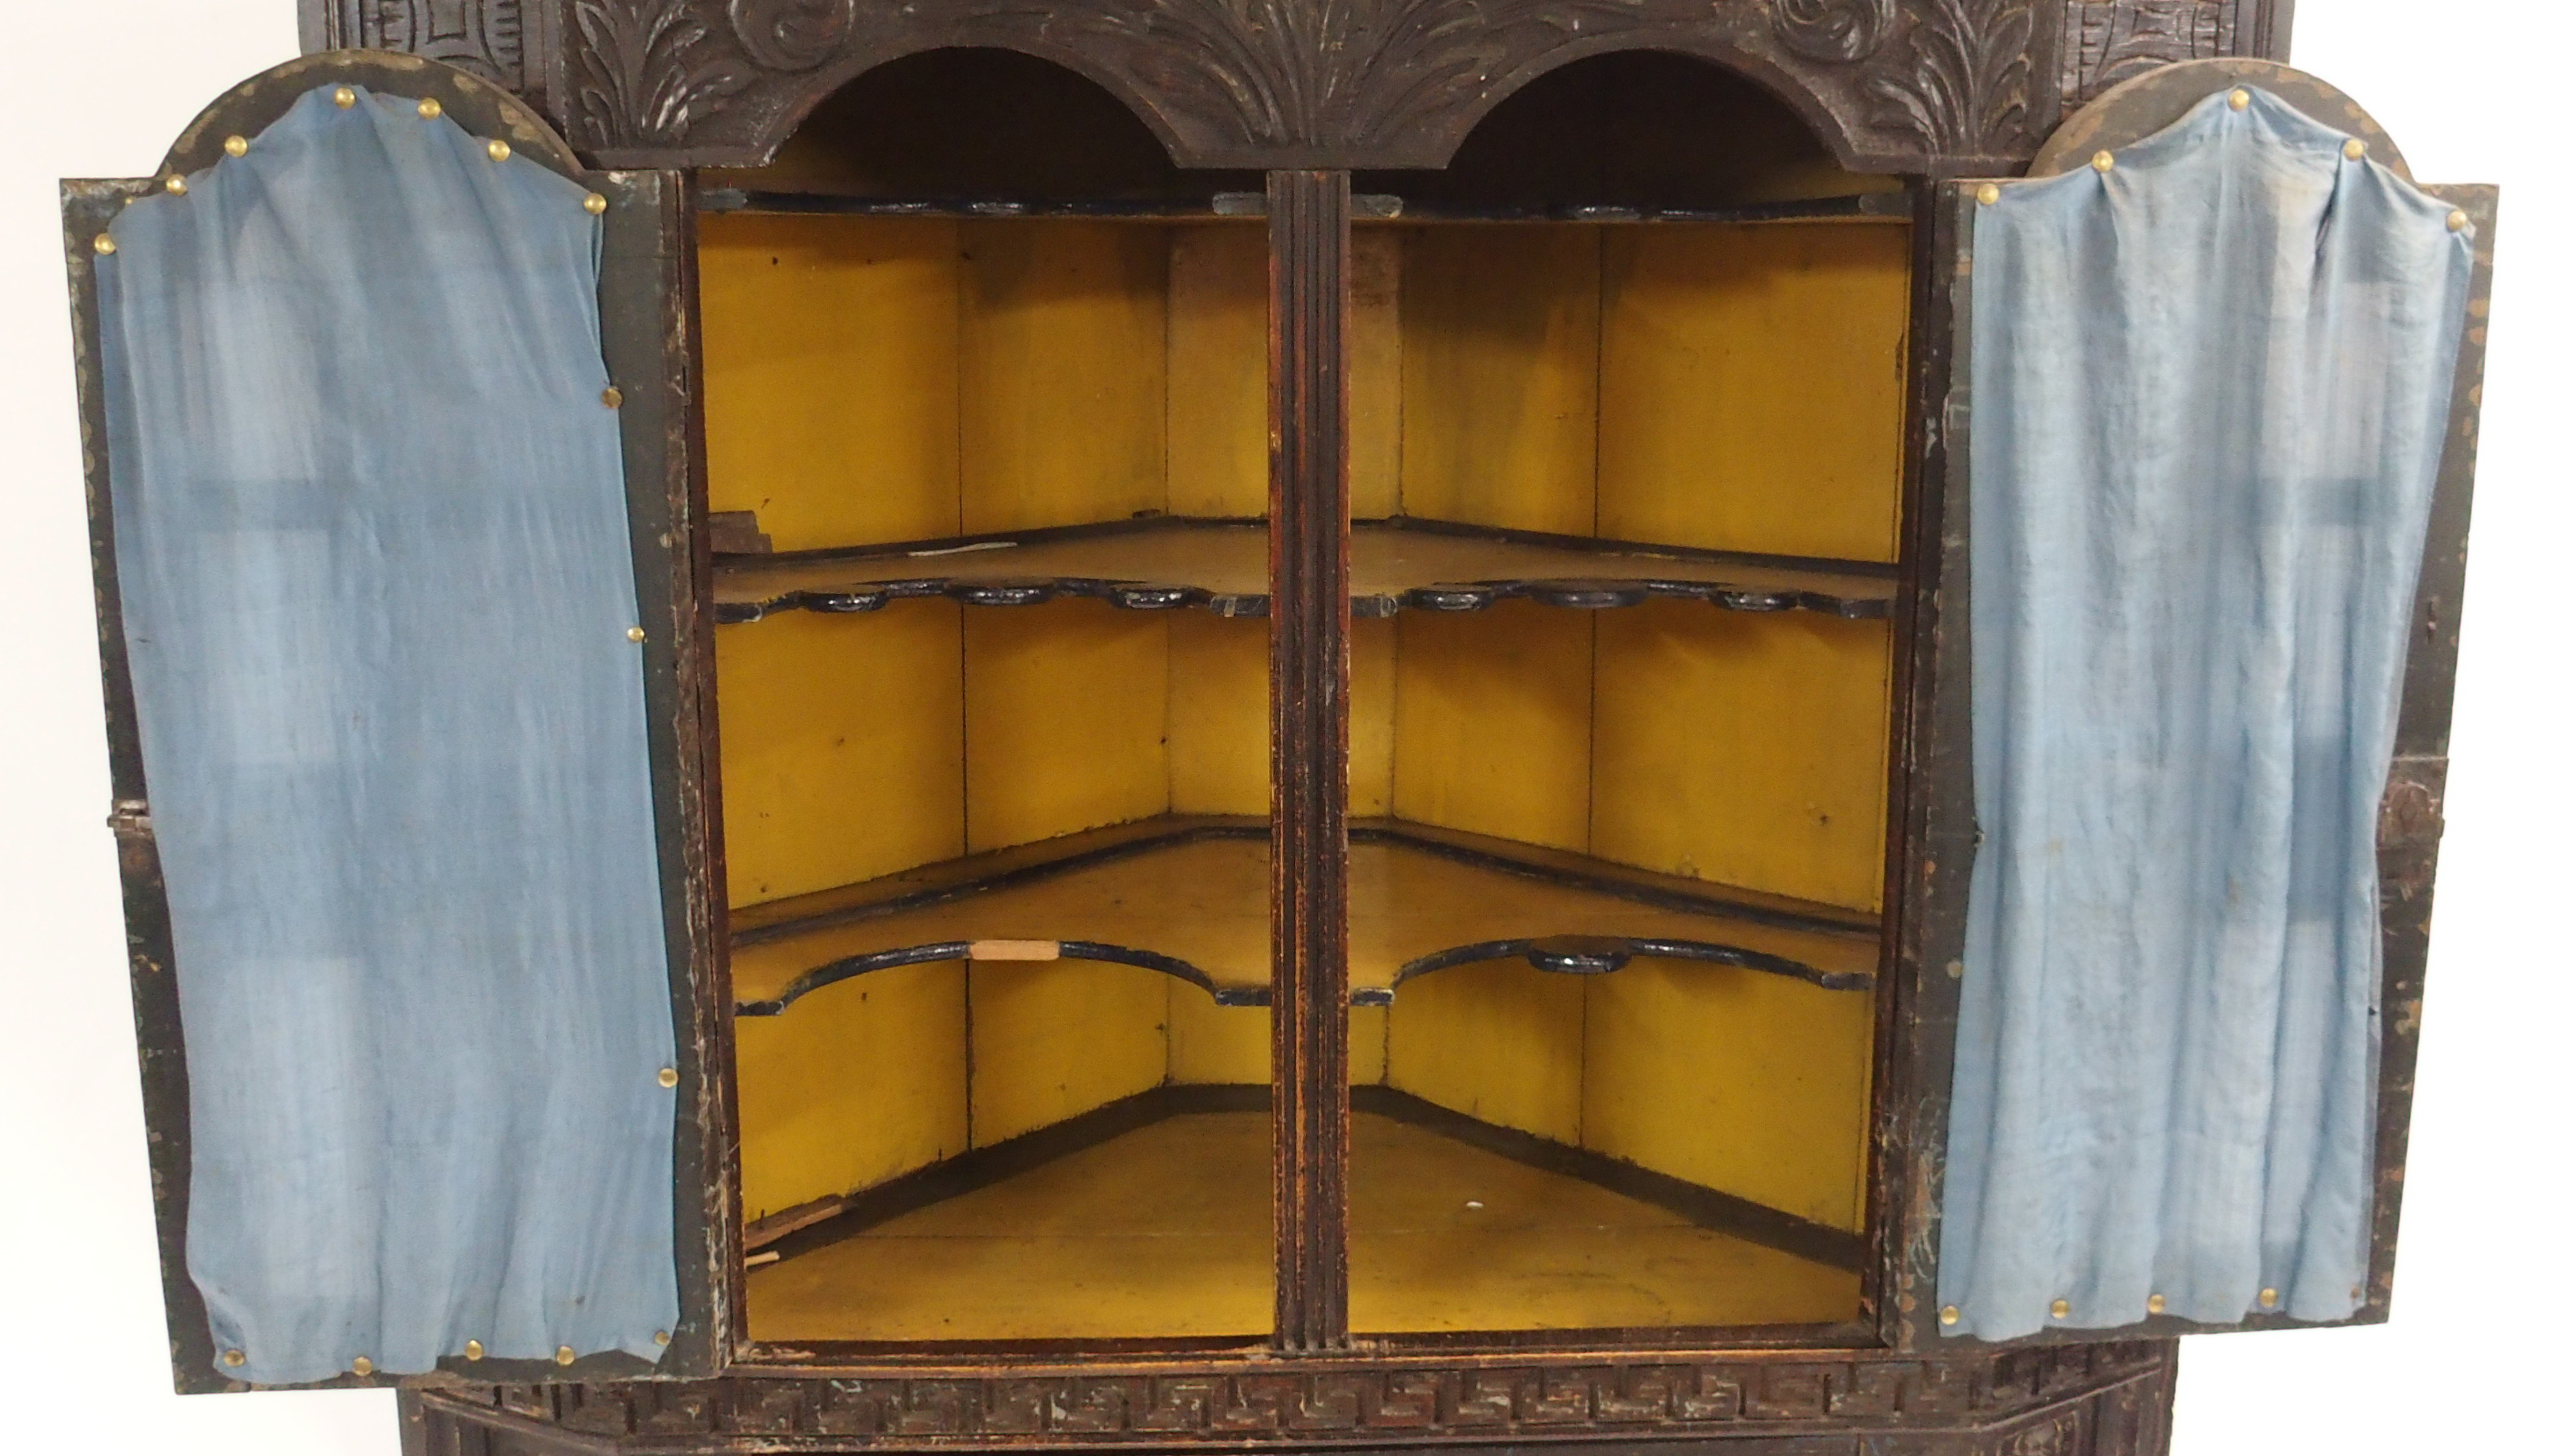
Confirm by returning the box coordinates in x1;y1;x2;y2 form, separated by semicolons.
1349;228;1405;518
1384;964;1585;1142
955;220;1170;533
1349;216;1908;1307
698;215;961;549
962;600;1169;852
1398;226;1600;534
734;962;968;1221
1167;225;1270;518
713;606;964;907
970;960;1171;1145
1388;606;1593;852
1166;614;1269;816
705;208;1909;1338
747;1110;1857;1341
1584;963;1875;1230
1596;225;1909;561
1591;603;1892;911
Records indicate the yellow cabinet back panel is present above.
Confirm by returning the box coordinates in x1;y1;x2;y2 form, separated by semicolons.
962;600;1171;852
698;215;962;550
1399;226;1600;535
1595;224;1909;563
957;220;1169;533
1166;225;1269;520
1349;228;1405;520
716;607;965;907
1591;602;1892;911
735;962;968;1220
1384;964;1586;1144
1583;962;1875;1231
1166;614;1270;816
969;960;1173;1146
1389;607;1595;852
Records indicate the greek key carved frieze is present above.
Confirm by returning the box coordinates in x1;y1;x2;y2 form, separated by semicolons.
445;1343;2170;1442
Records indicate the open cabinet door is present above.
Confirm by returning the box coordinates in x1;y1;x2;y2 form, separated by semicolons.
64;52;726;1390
1883;59;2491;1351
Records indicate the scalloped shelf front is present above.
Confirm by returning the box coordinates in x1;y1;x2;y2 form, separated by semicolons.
727;817;1879;1016
711;518;1896;624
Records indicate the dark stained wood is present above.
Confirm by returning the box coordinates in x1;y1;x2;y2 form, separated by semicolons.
2361;183;2493;1328
597;163;734;1381
711;517;1896;624
321;2;2290;175
1268;168;1352;1354
412;1339;2179;1446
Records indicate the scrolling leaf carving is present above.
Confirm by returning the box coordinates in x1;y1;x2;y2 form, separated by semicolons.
1866;0;2034;154
1772;0;1901;66
572;0;753;144
729;0;854;72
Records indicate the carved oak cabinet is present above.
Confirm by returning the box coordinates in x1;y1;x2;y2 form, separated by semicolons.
61;1;2491;1453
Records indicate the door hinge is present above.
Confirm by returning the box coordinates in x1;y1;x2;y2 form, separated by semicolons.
107;800;152;839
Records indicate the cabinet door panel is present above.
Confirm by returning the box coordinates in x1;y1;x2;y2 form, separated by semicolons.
1888;60;2490;1351
67;53;720;1390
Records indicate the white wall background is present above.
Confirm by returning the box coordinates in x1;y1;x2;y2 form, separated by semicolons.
0;3;2536;1451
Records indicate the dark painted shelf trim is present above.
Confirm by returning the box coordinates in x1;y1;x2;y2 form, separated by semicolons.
731;816;1876;1017
713;516;1897;625
697;190;1242;219
692;191;1908;227
1380;193;1913;225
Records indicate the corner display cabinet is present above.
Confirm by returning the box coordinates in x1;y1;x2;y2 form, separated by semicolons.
63;3;2493;1453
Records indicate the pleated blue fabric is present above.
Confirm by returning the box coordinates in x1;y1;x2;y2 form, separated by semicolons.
1939;89;2473;1342
96;84;678;1384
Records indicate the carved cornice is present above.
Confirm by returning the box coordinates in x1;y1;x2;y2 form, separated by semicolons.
424;1342;2171;1444
545;0;2065;171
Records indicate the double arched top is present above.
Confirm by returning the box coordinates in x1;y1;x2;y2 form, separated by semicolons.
561;0;2067;173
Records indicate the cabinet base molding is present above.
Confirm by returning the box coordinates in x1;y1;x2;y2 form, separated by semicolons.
399;1341;2172;1453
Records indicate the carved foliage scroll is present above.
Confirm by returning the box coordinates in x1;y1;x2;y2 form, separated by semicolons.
1862;0;2035;156
1773;0;1900;66
2062;2;2241;110
571;0;751;144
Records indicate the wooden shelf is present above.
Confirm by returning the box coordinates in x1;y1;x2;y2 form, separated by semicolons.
729;816;1879;1017
742;1089;1860;1343
712;518;1895;625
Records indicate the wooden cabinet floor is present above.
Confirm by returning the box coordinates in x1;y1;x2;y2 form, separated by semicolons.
398;1343;2174;1455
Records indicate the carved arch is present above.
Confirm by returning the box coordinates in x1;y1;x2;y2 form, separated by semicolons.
1394;33;1881;176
